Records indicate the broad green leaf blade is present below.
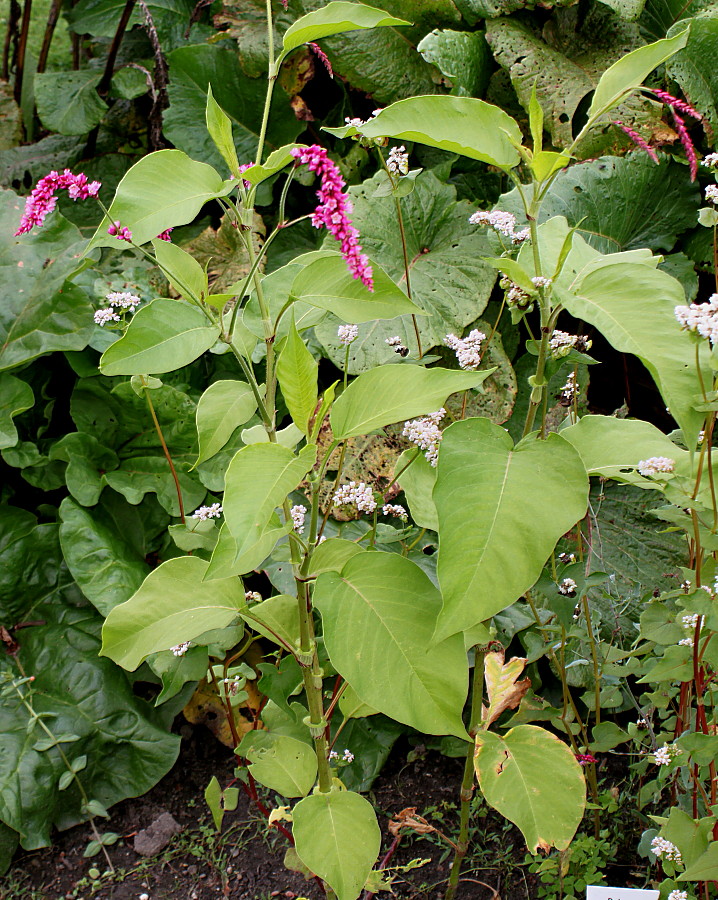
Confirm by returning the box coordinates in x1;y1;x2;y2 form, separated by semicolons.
195;380;257;466
99;299;219;376
331;366;493;439
474;724;585;852
289;254;427;323
293;791;381;900
326;95;522;169
308;538;365;577
667;17;718;139
238;732;317;797
87;150;229;250
101;556;246;670
241;144;301;186
49;433;118;507
280;1;409;59
241;593;299;650
149;645;209;706
204;520;289;580
222;443;316;571
151;238;209;303
562;415;688;487
104;457;206;518
277;319;318;436
0;374;33;449
587;30;688;120
562;261;708;448
314;554;469;738
434;418;589;641
394;448;438;531
206;85;240;176
34;70;107;136
417;29;492;98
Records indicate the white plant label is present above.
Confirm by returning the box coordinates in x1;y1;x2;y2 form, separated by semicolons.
587;887;659;900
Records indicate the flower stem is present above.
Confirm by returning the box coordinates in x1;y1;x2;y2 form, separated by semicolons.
141;376;185;522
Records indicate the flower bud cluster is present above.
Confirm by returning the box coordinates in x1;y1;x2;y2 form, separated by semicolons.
636;457;675;477
549;330;592;359
191;503;223;520
654;743;681;766
15;169;101;235
386;335;409;357
675;293;718;343
559;372;578;405
469;209;529;243
387;145;409;176
171;641;191;657
337;324;359;345
402;409;445;467
333;482;377;514
94;291;141;326
291;504;307;534
382;503;408;521
558;577;577;596
650;836;681;862
445;329;486;371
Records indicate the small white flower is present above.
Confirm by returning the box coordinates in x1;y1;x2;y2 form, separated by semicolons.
171;642;191;657
445;329;486;371
637;456;675;477
382;503;408;521
385;335;408;356
703;153;718;169
650;835;682;862
636;717;649;728
560;372;579;404
512;227;530;245
675;294;718;345
387;145;409;176
139;894;150;900
402;409;445;466
94;307;121;326
345;116;365;128
329;750;339;760
342;749;354;762
317;534;326;545
558;551;576;564
558;577;577;595
706;185;718;204
337;324;358;345
682;613;699;629
106;290;140;311
191;503;223;520
469;209;517;237
290;504;307;534
245;590;262;603
668;890;688;900
531;276;552;289
678;637;694;646
333;482;376;514
654;743;682;766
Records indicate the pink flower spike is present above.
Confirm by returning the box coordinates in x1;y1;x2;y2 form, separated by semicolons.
308;42;333;78
291;145;373;290
614;121;659;163
279;0;288;7
575;753;597;766
238;162;253;190
14;169;102;236
671;110;698;181
653;88;702;121
156;228;173;242
107;220;133;242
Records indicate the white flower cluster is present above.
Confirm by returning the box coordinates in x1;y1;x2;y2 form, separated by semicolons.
333;481;377;514
654;743;681;766
675;294;718;344
668;891;688;900
678;637;694;647
291;504;307;534
502;279;533;311
402;409;445;467
469;209;530;244
171;641;191;657
191;503;223;520
682;613;699;629
94;291;141;326
344;109;381;128
703;153;718;169
558;551;576;564
560;372;578;404
329;748;355;762
445;329;486;370
386;335;408;356
706;185;718;204
387;145;409;176
549;330;592;359
650;836;682;862
637;457;675;477
245;590;262;603
382;503;408;521
337;324;358;345
531;276;552;289
558;577;577;595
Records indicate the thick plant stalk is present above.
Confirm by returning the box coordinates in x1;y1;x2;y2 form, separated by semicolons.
3;0;21;80
35;0;61;73
141;377;186;523
444;648;486;900
13;0;31;105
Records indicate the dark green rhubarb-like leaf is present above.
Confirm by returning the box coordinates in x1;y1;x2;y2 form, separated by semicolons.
667;16;718;140
0;373;33;449
34;71;107;136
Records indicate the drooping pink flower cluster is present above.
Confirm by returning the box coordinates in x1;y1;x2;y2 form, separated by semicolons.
157;228;173;242
651;89;702;181
652;89;702;121
107;221;133;242
291;145;373;290
15;169;101;235
308;42;333;77
614;121;659;163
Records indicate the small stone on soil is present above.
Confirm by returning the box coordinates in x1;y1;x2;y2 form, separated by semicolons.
133;812;183;857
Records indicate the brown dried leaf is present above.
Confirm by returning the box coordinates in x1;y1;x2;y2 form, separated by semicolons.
183;674;263;747
482;650;530;728
180;212;265;295
388;807;437;837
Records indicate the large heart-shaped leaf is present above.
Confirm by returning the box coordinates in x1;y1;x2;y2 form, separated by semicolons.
237;731;317;797
474;724;585;852
667;16;718;139
314;553;469;738
434;418;589;642
194;380;257;466
34;70;107;136
0;374;33;449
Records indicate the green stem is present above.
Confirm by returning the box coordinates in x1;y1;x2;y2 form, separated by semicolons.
141;376;185;523
444;647;486;900
255;0;277;168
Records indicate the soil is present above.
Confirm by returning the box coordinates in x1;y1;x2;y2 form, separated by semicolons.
3;725;533;900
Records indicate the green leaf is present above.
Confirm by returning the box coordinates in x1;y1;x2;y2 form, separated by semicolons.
194;380;257;466
151;238;209;303
561;261;708;448
277;318;318;436
205;776;224;831
599;0;646;19
99;299;219;376
561;415;687;488
417;29;492;97
327;95;522;169
34;70;107;136
204;521;289;580
0;513;67;624
222;443;316;572
474;724;585;853
241;144;301;186
163;45;302;174
394;449;438;531
241;594;300;650
103;456;206;519
314;172;497;372
667;17;718;139
87;150;229;251
293;790;381;900
681;841;718;881
206;85;241;177
149;645;209;705
238;731;317;797
0;596;179;849
101;556;247;670
0;374;33;449
280;1;409;60
331;365;493;440
289;254;427;323
587;30;689;120
434;418;589;641
308;538;365;576
314;554;469;738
